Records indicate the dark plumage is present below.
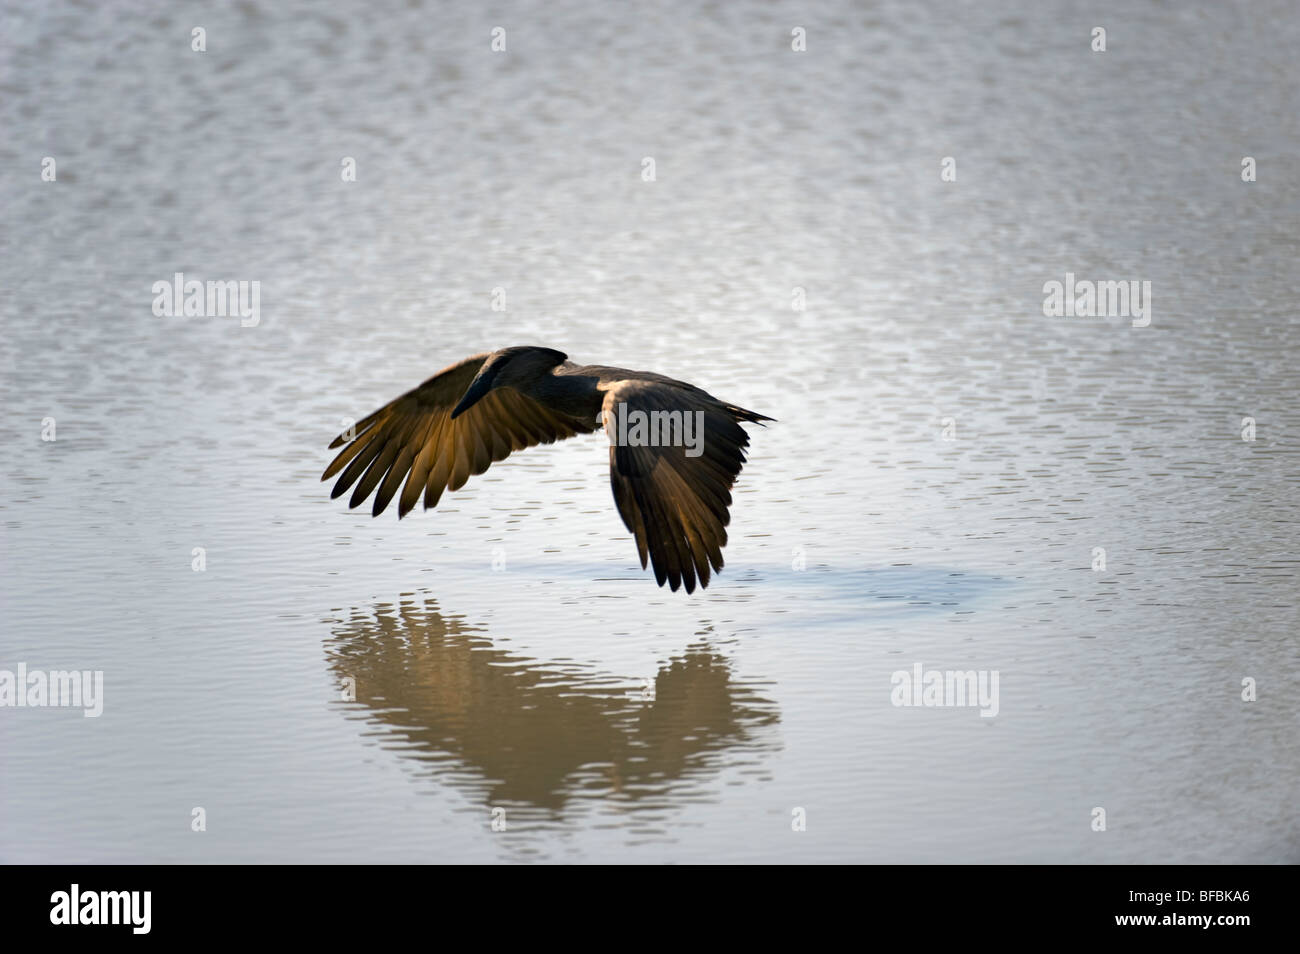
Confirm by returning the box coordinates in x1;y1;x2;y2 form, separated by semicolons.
322;346;773;592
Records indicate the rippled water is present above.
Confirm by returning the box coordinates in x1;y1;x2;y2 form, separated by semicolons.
2;0;1297;862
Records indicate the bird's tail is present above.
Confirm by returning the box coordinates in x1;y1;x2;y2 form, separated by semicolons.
725;403;775;425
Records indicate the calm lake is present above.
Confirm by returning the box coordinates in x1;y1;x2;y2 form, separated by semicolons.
1;0;1297;863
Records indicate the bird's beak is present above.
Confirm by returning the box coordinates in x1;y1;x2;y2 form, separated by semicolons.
450;370;495;419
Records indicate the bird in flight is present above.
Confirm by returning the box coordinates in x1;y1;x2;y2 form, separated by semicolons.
321;346;773;592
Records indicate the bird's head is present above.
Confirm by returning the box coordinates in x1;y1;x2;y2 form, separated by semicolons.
450;346;568;418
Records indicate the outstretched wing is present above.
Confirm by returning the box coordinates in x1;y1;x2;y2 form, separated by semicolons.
323;353;598;517
602;381;768;593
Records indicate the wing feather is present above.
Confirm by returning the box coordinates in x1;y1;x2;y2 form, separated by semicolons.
602;381;767;593
322;353;597;518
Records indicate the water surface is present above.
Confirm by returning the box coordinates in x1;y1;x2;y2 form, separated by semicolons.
1;0;1298;862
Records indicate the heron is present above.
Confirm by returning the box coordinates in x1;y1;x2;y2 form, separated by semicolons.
321;346;773;593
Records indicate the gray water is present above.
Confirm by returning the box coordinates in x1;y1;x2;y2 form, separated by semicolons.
1;0;1297;863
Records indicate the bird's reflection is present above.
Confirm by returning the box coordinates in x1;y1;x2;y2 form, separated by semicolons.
324;597;780;817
